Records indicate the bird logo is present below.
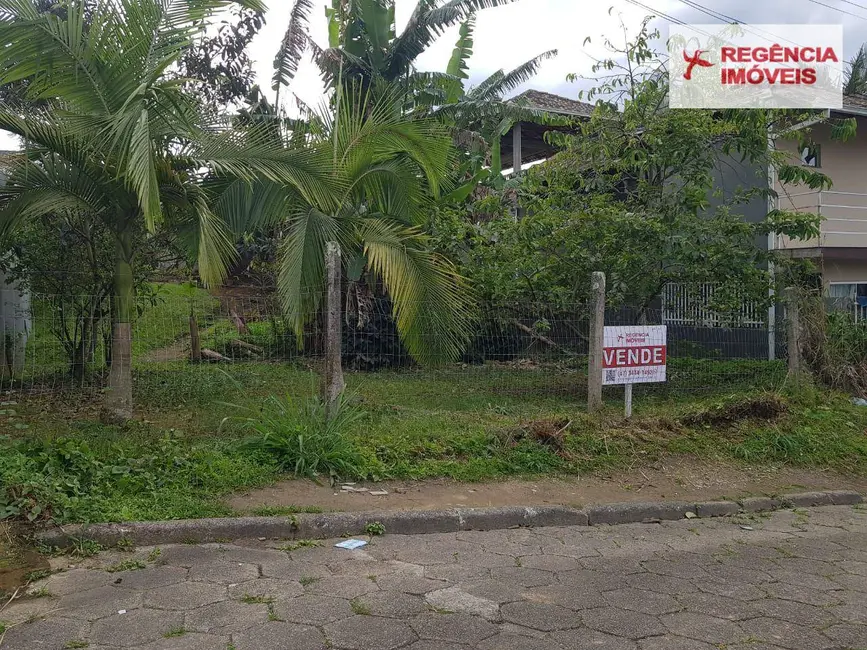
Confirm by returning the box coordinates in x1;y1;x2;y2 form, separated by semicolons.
683;49;713;80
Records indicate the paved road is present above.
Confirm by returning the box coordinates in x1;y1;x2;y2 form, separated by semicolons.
2;505;866;649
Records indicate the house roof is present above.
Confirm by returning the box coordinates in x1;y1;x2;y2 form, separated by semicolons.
500;90;595;168
840;94;867;116
508;89;596;118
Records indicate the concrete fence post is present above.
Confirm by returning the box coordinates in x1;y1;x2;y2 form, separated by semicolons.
588;271;606;412
323;242;345;415
785;286;801;379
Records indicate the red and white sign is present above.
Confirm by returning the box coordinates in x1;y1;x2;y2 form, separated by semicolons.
602;326;667;386
669;24;843;109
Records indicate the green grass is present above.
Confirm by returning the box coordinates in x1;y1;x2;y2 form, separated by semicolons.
104;559;146;573
131;283;219;358
2;352;866;525
163;628;186;638
240;594;274;604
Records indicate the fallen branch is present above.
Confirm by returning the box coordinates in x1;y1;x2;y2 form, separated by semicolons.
201;349;230;362
512;320;577;356
229;339;264;354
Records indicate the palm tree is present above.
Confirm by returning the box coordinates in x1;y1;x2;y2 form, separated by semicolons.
0;0;333;421
845;43;867;96
231;85;473;363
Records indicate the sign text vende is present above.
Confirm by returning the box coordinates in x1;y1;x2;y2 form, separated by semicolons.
603;346;666;368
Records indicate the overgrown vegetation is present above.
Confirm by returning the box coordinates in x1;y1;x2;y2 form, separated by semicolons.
1;360;865;525
801;293;867;395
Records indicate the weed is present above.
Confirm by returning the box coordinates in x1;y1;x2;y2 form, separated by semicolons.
278;540;321;552
70;538;102;558
367;575;377;582
251;505;323;516
240;594;275;605
364;522;385;537
146;548;161;562
267;604;283;622
64;641;89;649
163;627;186;638
29;586;52;598
35;542;65;558
115;538;135;552
105;560;145;573
299;576;319;587
24;569;51;582
350;599;371;615
235;394;365;479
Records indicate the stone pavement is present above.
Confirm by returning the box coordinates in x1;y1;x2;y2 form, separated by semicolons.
2;505;867;649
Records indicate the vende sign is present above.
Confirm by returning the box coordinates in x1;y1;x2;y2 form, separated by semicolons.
668;24;843;109
603;326;667;386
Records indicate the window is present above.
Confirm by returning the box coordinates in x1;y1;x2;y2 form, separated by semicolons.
829;282;867;302
800;144;821;167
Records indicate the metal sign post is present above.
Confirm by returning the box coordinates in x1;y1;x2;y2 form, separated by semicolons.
602;325;668;418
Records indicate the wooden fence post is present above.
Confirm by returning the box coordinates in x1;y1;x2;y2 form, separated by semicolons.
786;287;801;379
323;241;345;414
588;271;606;412
189;314;201;363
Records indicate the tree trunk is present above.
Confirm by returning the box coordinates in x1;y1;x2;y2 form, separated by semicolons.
102;234;134;424
189;314;201;363
0;269;31;380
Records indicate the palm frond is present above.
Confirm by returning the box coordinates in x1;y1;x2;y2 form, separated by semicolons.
361;218;474;364
446;14;474;99
845;43;867;96
272;0;314;106
471;49;558;100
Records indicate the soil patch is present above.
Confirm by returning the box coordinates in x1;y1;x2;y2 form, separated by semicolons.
226;457;867;514
0;524;49;596
680;394;788;427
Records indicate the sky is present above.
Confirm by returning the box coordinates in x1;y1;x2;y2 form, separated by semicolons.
1;0;865;149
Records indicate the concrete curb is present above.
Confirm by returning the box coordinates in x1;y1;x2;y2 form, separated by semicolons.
37;490;863;548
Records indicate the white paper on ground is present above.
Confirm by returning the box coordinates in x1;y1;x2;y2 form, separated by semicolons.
335;539;368;550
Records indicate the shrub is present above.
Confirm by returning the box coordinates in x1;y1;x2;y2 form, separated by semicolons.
237;394;366;480
801;295;867;395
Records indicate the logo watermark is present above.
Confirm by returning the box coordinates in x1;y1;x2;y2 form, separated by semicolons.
669;24;843;109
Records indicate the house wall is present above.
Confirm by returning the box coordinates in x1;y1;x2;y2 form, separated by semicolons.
708;153;769;255
820;259;867;287
777;116;867;250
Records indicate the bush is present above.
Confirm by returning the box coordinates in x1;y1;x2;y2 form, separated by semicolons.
801;295;867;395
237;394;366;480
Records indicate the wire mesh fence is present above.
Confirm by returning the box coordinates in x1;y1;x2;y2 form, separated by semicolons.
0;285;790;406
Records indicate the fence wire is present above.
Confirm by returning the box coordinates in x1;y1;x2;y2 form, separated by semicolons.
0;288;790;404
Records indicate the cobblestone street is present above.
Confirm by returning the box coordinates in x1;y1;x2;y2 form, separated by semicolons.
2;505;866;649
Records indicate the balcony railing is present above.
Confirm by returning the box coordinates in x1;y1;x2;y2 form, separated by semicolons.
778;190;867;250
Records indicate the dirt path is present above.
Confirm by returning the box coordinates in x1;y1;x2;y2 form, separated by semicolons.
227;457;867;514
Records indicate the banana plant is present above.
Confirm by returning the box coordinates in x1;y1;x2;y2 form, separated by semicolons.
270;0;522;111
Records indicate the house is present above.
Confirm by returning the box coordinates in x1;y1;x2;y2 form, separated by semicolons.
775;96;867;310
499;89;595;173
